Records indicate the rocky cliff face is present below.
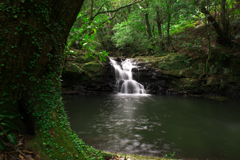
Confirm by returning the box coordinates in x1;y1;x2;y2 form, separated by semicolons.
61;52;240;97
132;53;240;97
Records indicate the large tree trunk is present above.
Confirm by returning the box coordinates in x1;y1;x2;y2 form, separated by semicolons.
0;0;84;101
0;0;99;159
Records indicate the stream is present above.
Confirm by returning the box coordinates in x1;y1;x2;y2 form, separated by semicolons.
64;95;240;160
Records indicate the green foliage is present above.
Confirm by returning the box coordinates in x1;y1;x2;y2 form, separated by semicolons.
65;12;109;64
0;106;19;150
163;152;177;159
112;20;149;52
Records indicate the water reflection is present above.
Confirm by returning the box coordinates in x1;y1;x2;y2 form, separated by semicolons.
64;95;240;159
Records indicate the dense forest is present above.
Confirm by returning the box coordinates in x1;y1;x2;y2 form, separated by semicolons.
0;0;240;159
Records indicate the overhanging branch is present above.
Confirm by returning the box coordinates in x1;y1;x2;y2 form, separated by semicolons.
91;0;144;21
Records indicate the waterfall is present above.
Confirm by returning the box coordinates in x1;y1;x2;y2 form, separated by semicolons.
110;58;146;95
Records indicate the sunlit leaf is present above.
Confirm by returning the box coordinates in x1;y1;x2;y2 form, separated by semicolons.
1;120;19;130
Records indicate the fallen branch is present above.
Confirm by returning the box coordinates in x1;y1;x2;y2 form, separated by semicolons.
3;141;30;160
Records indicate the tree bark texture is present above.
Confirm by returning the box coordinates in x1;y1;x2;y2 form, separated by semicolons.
0;0;84;101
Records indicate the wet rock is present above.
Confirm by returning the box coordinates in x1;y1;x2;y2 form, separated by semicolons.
62;54;240;97
62;62;115;95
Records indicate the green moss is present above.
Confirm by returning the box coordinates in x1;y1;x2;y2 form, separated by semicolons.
207;77;220;85
65;63;83;74
161;68;195;78
228;75;240;81
82;62;102;72
135;53;190;71
28;115;86;160
230;58;240;75
172;78;200;91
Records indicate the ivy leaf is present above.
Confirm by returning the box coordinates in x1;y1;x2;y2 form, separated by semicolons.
1;120;19;130
7;133;17;144
0;140;4;150
0;111;18;119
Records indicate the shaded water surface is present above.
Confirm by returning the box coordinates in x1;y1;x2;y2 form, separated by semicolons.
64;95;240;160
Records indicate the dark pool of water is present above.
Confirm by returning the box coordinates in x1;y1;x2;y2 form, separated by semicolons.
64;95;240;160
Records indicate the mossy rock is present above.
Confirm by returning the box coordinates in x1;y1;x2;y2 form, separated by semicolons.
181;78;200;90
135;53;190;71
157;53;189;71
79;75;90;81
82;62;102;72
172;78;200;91
65;63;83;74
230;58;240;75
228;75;240;81
86;71;99;78
207;77;220;85
161;68;195;78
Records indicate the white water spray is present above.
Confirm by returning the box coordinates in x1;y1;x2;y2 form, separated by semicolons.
110;58;146;95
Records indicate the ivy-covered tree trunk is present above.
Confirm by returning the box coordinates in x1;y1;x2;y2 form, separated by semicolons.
0;0;103;159
0;0;84;101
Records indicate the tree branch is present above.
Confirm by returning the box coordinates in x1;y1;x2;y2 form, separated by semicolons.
88;11;118;36
194;0;223;37
91;1;110;20
91;0;144;20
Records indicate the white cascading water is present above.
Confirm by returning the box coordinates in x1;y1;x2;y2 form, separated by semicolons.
110;58;146;94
